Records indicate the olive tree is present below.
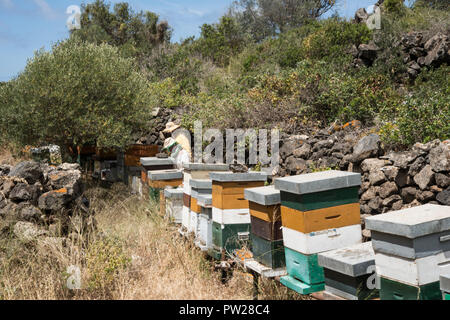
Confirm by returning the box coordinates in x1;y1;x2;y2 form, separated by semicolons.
0;38;153;150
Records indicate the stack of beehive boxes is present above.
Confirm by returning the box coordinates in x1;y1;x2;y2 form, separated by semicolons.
209;172;268;260
318;242;379;300
140;157;176;200
366;204;450;300
440;267;450;300
147;170;183;215
181;163;229;235
164;188;184;224
274;170;363;294
190;179;213;238
244;186;285;269
196;193;213;251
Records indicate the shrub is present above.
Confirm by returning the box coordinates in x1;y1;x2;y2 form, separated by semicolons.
0;38;152;150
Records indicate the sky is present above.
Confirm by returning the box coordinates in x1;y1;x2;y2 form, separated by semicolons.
0;0;384;82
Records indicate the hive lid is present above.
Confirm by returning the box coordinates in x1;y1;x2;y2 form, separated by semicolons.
191;188;212;199
148;169;183;181
365;204;450;239
317;242;375;277
274;170;361;195
244;186;280;206
183;163;229;171
190;179;212;189
164;188;184;199
140;157;174;166
197;194;212;207
209;171;268;182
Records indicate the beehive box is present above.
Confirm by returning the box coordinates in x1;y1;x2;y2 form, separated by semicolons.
190;179;212;236
440;267;450;300
275;171;362;294
365;204;450;300
245;186;284;269
164;188;184;224
209;172;268;258
125;145;159;167
318;242;379;300
196;194;213;251
180;164;229;235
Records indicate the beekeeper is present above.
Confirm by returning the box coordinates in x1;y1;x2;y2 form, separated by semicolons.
162;122;192;169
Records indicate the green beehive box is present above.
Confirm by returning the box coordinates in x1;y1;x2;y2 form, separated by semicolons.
280;187;359;212
380;277;442;300
280;275;325;295
284;247;325;285
212;222;250;255
251;234;285;269
149;187;161;203
444;292;450;300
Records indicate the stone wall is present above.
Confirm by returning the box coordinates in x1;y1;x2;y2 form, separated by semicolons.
0;162;94;242
277;127;450;222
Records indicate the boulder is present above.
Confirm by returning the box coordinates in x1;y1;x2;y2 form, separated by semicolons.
47;170;82;196
417;191;435;203
435;173;450;188
369;170;386;186
413;165;434;190
16;203;42;222
436;187;450;206
423;33;450;67
352;134;380;162
8;161;44;185
392;200;403;211
408;157;426;176
361;187;378;201
0;178;16;198
38;189;73;211
429;142;450;173
355;8;369;23
9;183;40;203
378;181;398;199
383;150;424;169
401;187;418;203
382;166;399;181
0;165;12;176
280;139;302;158
382;194;402;207
293;144;311;159
368;197;382;212
361;158;390;173
13;221;47;242
285;157;307;174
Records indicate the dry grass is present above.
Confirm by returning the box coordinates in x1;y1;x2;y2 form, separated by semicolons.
0;182;304;300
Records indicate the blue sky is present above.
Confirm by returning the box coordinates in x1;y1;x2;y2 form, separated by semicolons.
0;0;383;82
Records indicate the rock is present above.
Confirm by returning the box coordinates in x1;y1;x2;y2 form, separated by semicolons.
401;187;418;204
379;181;398;199
14;203;42;222
0;178;16;198
285;157;307;174
429;143;450;173
361;187;379;201
313;140;334;152
430;185;443;193
332;142;353;154
352;134;380;162
436;187;450;206
408;157;426;176
382;166;399;181
230;163;248;173
0;165;12;176
403;199;422;209
362;229;371;239
47;170;82;196
361;159;390;173
368;197;382;212
8;161;44;185
57;163;81;171
280;139;302;158
435;173;450;188
382;194;402;207
394;169;408;188
417;191;435;203
361;204;372;215
358;43;380;63
413;165;434;190
369;171;386;186
13;221;47;242
423;33;450;67
38;189;73;211
9;183;40;203
392;200;403;211
384;150;424;169
293;144;311;159
401;32;424;49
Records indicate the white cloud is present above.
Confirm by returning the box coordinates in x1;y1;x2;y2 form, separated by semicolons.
33;0;58;19
0;0;13;8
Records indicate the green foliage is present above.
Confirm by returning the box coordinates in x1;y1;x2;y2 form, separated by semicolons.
379;66;450;146
0;38;152;149
72;0;171;61
383;0;407;15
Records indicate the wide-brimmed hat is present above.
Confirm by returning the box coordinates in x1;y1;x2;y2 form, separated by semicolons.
162;122;181;133
162;138;178;151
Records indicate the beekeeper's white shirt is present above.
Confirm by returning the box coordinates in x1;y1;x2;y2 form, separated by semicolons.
171;144;190;170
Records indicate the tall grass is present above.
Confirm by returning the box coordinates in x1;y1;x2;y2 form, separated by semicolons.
0;182;303;300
